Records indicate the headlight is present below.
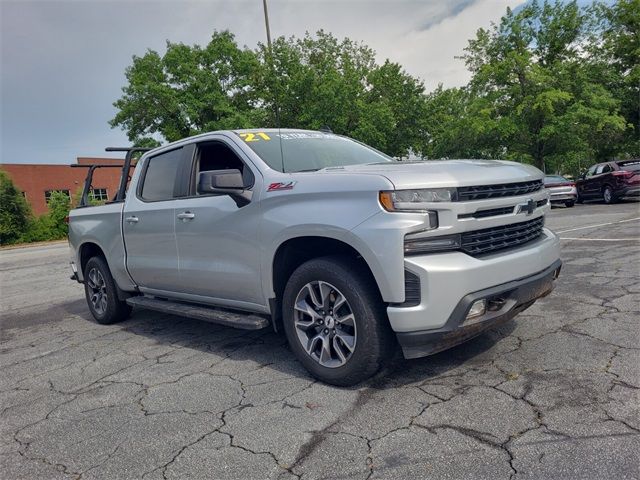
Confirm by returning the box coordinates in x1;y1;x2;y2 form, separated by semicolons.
404;233;461;255
379;188;457;212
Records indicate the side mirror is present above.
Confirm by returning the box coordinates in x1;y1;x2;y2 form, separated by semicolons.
197;169;252;206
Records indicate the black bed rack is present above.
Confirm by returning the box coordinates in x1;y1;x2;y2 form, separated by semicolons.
71;147;151;207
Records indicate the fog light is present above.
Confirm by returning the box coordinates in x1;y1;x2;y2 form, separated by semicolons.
466;299;486;320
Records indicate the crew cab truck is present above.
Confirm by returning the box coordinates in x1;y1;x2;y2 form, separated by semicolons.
69;129;561;386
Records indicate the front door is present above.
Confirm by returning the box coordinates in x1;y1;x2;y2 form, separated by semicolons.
173;139;264;307
123;147;185;291
580;165;599;198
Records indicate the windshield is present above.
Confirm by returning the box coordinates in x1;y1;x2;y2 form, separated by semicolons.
235;130;392;172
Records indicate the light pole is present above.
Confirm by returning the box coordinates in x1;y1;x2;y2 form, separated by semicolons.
262;0;273;51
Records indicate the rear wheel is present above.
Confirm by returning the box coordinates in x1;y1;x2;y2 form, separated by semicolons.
603;186;616;204
282;256;393;386
84;256;132;325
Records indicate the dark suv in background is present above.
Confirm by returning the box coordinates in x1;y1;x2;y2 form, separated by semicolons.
576;160;640;204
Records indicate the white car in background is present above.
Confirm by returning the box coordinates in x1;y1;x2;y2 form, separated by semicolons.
544;175;577;207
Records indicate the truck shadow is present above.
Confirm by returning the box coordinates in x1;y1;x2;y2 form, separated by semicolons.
65;302;516;389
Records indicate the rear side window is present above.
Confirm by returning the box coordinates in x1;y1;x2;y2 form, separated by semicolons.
140;148;183;201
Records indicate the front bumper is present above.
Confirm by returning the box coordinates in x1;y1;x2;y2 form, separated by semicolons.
387;228;561;358
550;194;576;202
396;259;561;359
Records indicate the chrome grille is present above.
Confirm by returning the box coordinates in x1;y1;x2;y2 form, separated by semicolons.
457;180;543;201
459;206;515;219
461;217;544;256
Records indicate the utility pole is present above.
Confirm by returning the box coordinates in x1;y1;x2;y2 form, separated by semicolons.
262;0;272;51
262;0;280;131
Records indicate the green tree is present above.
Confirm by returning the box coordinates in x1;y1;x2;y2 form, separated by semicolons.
460;0;627;172
588;0;640;157
45;190;71;238
0;170;31;244
110;31;262;144
112;30;428;158
255;31;427;157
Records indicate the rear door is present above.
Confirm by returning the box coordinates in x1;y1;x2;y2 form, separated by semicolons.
123;147;188;291
172;137;265;308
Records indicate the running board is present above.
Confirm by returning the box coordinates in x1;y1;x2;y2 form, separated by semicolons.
126;296;269;330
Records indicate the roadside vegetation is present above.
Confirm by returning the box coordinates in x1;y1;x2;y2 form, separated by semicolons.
111;0;638;176
0;172;94;245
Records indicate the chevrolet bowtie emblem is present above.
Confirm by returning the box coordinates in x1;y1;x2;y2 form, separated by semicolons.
516;198;536;215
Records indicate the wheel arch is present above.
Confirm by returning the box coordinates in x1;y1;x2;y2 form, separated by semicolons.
78;241;132;301
269;235;383;330
79;241;106;275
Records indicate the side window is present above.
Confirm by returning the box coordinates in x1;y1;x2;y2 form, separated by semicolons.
192;142;253;194
595;164;605;175
586;165;597;177
601;164;612;173
140;148;183;201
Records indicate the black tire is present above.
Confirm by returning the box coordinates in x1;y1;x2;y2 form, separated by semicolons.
83;256;132;325
603;185;616;204
282;256;394;386
565;200;575;208
576;194;584;204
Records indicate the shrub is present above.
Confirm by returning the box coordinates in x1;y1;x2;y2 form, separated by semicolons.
0;170;31;244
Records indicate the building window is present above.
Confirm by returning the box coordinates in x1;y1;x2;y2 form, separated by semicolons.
90;188;108;201
44;189;70;203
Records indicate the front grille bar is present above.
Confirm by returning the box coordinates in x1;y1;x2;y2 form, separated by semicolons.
461;217;544;255
457;180;543;201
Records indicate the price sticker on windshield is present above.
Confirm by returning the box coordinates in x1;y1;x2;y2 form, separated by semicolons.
239;132;271;142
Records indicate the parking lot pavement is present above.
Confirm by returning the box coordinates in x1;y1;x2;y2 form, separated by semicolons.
1;203;638;480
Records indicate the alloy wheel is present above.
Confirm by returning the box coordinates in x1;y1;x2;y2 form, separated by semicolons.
87;267;108;315
293;281;357;368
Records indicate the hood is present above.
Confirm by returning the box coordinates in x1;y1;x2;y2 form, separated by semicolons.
323;160;543;190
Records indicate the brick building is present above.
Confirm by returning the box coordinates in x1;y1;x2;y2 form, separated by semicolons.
1;158;125;216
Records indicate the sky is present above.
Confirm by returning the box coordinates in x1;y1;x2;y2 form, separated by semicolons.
1;0;526;165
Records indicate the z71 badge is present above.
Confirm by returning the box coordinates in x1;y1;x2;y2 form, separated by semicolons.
267;181;296;192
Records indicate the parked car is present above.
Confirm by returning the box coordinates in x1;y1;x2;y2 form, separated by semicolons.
576;160;640;204
544;175;577;207
69;129;561;386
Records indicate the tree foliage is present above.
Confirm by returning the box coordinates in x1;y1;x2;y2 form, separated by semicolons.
111;1;636;175
0;172;73;245
454;0;628;173
253;31;427;156
0;170;31;244
111;31;262;144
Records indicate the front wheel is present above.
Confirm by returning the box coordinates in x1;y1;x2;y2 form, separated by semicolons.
282;256;393;386
565;200;575;208
83;256;132;325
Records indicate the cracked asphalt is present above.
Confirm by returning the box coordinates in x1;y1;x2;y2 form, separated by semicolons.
1;202;639;480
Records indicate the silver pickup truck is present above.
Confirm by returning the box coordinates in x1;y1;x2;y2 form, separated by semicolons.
69;129;561;385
